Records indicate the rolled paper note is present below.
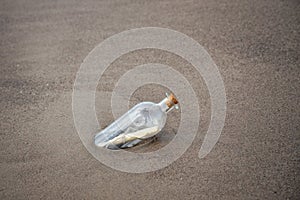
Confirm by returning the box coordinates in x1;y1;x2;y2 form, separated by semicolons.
108;126;160;147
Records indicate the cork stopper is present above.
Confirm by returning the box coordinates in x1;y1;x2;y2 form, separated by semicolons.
166;93;179;108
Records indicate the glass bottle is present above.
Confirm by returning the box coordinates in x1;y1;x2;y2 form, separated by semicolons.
94;93;179;149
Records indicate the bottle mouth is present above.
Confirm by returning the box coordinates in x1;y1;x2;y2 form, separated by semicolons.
166;93;179;109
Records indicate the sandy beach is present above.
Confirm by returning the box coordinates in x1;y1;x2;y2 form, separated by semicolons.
1;0;299;199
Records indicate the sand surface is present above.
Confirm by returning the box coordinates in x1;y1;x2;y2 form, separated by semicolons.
1;0;299;199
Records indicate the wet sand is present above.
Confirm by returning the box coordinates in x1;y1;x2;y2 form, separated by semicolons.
1;0;299;199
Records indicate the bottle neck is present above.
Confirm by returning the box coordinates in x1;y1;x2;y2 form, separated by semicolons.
158;97;175;113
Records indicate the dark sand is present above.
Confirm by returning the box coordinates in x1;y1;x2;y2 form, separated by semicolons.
1;0;299;199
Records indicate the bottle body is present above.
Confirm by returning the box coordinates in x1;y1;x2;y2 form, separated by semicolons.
94;102;167;149
94;93;178;149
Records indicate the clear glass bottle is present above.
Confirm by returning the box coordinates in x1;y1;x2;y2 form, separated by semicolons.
94;93;179;149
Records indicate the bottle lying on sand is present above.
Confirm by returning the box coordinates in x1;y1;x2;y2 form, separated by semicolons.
94;93;179;149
